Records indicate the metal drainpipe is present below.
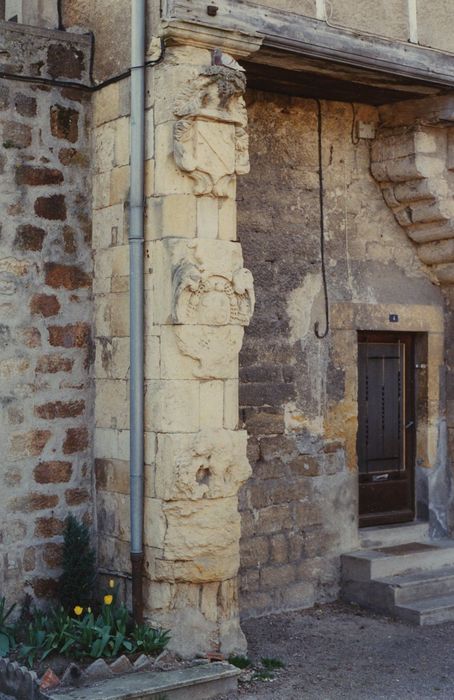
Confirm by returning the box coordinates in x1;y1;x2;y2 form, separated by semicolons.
129;0;145;624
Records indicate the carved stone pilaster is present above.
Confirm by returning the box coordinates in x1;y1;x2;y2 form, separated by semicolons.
143;46;254;657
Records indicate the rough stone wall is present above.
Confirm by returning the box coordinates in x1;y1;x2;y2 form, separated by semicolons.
237;92;445;617
0;25;93;604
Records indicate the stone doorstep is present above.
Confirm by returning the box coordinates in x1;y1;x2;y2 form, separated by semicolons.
49;663;241;700
359;521;430;550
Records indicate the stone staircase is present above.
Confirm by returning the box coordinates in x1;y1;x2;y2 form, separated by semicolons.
341;522;454;625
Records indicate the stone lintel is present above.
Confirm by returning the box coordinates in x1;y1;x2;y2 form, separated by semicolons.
160;19;263;59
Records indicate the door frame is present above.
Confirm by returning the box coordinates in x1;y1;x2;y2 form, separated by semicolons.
357;330;416;528
327;301;445;538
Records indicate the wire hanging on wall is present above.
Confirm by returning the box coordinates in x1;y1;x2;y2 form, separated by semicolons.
314;99;330;339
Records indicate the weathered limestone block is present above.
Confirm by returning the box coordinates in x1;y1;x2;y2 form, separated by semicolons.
164;495;240;567
146;194;197;239
154;430;251;501
95;378;129;430
145;379;200;432
147;496;242;583
97;490;130;541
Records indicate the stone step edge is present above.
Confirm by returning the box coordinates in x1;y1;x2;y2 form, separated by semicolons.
359;522;430;548
49;662;240;700
395;593;454;615
343;541;454;569
375;566;454;588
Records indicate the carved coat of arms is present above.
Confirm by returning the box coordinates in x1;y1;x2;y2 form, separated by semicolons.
174;59;250;197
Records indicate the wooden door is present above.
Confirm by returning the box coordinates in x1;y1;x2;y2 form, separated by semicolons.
357;332;416;527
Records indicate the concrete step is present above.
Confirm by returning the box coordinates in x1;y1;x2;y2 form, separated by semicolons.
342;540;454;581
394;594;454;625
50;662;240;700
359;521;430;549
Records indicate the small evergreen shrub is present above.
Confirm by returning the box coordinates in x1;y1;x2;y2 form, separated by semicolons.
58;514;96;610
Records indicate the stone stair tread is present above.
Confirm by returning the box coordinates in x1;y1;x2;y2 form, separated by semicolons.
342;536;454;625
343;540;454;578
375;566;454;587
395;593;454;614
351;539;454;560
359;521;429;549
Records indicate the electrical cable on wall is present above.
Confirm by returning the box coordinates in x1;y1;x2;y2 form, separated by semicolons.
314;99;330;339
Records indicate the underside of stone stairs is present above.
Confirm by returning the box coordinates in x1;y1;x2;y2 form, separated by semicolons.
341;523;454;625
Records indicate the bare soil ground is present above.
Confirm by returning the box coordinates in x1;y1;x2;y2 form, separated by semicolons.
218;602;454;699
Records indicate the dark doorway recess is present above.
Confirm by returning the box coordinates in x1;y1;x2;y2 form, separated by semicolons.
357;331;416;527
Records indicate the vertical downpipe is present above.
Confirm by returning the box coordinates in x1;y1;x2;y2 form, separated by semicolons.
129;0;145;623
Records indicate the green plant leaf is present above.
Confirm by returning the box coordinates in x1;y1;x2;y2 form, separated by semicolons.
228;654;252;669
0;632;10;657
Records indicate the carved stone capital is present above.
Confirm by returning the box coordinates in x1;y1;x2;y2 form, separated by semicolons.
173;59;250;196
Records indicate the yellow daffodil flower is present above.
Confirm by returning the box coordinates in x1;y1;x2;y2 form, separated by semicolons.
104;594;113;606
74;605;83;616
109;579;115;589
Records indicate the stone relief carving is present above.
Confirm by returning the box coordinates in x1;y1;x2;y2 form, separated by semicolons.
172;261;254;326
174;325;243;379
173;55;250;197
156;430;251;502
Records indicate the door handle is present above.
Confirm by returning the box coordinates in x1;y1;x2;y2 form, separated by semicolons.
405;421;414;429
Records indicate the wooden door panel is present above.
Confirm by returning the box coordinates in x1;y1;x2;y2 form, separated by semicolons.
357;332;415;527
